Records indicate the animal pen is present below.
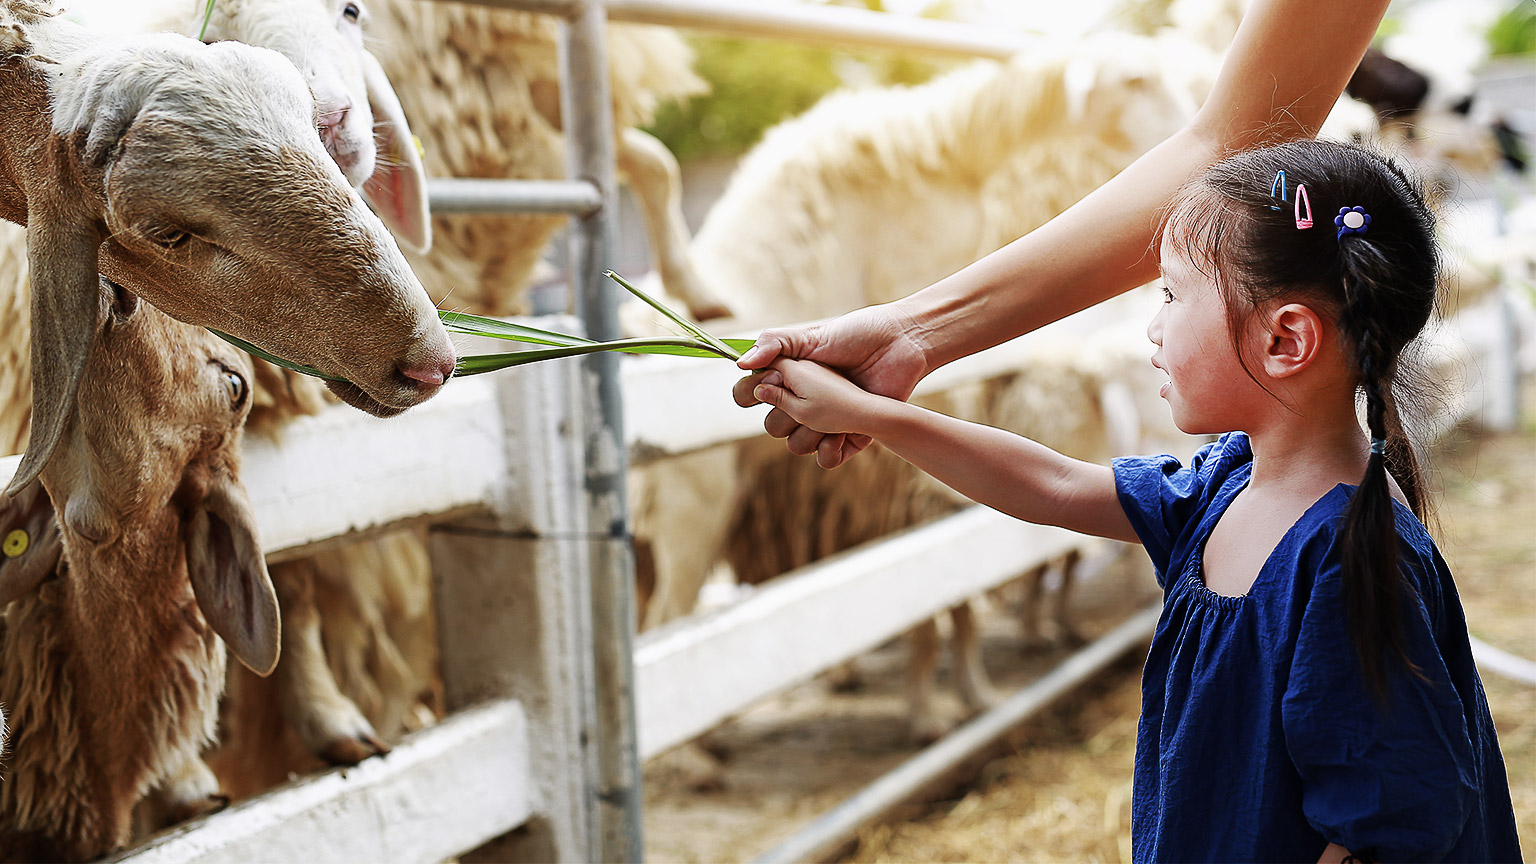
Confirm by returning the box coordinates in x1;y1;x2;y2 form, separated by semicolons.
0;1;1523;863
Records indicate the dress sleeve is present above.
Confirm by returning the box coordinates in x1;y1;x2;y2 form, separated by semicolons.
1281;531;1477;862
1111;436;1224;585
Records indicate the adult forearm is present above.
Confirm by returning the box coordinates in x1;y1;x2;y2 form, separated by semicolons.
892;0;1389;372
896;126;1222;370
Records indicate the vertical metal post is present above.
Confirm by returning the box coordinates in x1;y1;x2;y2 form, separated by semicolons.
560;4;645;862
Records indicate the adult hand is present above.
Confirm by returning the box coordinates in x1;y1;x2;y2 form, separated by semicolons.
733;303;929;468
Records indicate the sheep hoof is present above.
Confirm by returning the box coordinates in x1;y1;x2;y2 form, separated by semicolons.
319;731;390;766
824;663;865;693
908;716;948;746
164;793;229;825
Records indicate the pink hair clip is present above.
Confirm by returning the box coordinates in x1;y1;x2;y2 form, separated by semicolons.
1294;184;1313;230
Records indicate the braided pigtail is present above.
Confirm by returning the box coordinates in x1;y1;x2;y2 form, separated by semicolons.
1337;259;1421;699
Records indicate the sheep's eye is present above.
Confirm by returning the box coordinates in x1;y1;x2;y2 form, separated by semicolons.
221;367;248;409
342;2;361;22
150;228;190;250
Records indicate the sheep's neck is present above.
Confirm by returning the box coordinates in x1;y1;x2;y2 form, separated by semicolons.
0;527;223;859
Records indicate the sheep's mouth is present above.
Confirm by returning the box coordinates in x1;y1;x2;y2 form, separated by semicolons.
324;379;411;418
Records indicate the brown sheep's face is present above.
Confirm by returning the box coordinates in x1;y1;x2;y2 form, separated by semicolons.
72;37;452;415
41;292;281;675
47;294;254;553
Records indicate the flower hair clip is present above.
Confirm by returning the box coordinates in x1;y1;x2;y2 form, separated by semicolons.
1335;206;1370;239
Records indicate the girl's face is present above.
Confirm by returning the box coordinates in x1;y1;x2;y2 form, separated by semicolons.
1148;236;1268;435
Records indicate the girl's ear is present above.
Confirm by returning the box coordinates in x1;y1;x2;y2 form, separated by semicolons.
1261;302;1325;379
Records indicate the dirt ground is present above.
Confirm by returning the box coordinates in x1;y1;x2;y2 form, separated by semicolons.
643;401;1536;862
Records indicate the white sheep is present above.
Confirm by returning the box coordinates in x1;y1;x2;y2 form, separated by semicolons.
0;0;453;499
632;30;1216;747
0;299;272;861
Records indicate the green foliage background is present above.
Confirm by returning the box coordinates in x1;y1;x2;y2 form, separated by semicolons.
1487;1;1536;56
644;1;952;161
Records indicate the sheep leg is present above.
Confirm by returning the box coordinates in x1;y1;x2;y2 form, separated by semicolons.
906;618;947;744
949;602;1001;714
1053;548;1087;647
142;755;227;829
271;563;389;765
615;127;731;321
1018;562;1052;653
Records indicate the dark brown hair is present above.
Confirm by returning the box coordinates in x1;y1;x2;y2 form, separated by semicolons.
1166;139;1441;698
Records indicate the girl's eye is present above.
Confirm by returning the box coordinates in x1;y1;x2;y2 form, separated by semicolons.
342;2;361;22
1159;283;1175;303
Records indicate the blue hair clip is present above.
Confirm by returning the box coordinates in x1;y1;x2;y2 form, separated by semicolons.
1335;206;1371;239
1269;170;1287;210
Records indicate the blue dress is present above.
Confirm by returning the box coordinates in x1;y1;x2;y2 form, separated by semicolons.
1113;432;1521;863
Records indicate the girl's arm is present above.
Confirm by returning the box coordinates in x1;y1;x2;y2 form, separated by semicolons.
753;360;1137;543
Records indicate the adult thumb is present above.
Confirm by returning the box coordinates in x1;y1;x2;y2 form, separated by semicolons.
738;326;818;370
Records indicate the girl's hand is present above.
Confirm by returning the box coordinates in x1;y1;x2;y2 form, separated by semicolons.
750;359;885;467
733;304;929;467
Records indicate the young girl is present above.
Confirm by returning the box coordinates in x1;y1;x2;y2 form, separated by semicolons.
747;139;1521;862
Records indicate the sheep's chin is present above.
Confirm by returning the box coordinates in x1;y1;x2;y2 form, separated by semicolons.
324;380;410;418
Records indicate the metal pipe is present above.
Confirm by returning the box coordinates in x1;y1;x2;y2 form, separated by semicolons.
427;178;602;215
1471;636;1536;687
440;0;580;16
445;0;1031;60
603;0;1030;59
560;2;645;861
752;603;1163;864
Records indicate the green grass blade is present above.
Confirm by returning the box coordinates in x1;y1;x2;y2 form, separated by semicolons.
604;270;741;361
440;310;597;347
211;330;346;382
454;337;737;375
199;0;217;39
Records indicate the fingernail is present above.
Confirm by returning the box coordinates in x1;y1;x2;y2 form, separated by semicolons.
754;385;769;402
759;371;782;387
738;346;761;367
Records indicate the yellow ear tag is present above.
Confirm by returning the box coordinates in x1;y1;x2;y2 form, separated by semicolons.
3;529;27;558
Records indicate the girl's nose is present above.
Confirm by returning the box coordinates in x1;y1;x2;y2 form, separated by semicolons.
1147;304;1165;345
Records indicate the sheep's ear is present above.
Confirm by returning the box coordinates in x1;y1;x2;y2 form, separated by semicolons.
0;481;63;607
187;475;280;676
360;49;431;253
8;210;108;497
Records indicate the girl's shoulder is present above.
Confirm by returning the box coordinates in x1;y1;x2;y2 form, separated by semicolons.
1286;486;1449;601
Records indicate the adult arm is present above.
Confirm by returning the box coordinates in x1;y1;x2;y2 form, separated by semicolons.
735;0;1390;466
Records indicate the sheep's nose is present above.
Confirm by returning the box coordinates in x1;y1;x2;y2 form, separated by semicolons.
398;350;456;388
318;100;352;133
